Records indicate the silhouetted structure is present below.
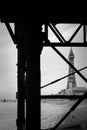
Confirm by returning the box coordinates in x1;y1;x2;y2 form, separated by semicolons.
0;3;87;130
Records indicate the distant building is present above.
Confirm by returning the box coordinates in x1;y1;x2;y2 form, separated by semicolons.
58;48;87;95
58;89;66;95
72;87;87;95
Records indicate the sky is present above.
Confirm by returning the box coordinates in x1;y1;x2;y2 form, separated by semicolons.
0;23;17;99
41;24;87;95
0;22;87;98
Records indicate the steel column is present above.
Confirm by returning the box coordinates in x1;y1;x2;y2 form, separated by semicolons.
16;44;26;130
24;22;42;130
15;21;26;130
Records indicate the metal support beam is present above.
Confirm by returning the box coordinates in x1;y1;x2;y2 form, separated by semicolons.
15;21;26;130
5;22;16;44
43;42;87;47
68;24;82;43
50;46;87;83
48;24;64;43
16;44;26;130
41;95;87;99
4;20;26;130
41;66;87;89
52;92;87;130
83;24;86;43
26;52;40;130
44;23;87;46
51;23;66;42
45;24;48;40
24;22;42;130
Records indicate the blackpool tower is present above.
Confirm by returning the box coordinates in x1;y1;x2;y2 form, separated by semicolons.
67;47;77;94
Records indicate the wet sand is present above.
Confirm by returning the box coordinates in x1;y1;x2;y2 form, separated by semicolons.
41;100;87;129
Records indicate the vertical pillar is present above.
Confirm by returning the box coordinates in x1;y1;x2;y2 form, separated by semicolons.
83;24;86;43
26;53;40;130
25;23;42;130
45;24;48;41
15;21;26;130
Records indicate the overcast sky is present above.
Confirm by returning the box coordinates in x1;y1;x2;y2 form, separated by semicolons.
0;23;17;99
0;23;87;98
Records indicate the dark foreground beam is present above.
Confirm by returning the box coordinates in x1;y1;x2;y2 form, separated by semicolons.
41;95;87;99
43;43;87;47
24;22;42;130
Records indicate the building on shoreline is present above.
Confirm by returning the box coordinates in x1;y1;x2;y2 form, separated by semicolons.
58;48;87;95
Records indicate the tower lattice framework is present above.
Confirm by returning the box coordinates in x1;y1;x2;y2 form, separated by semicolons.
67;48;77;93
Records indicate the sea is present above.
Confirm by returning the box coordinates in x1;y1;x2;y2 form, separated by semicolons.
0;102;17;130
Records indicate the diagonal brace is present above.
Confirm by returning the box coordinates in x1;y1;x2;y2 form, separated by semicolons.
51;45;87;83
68;24;83;43
49;24;64;43
51;23;66;43
5;22;16;44
41;66;87;89
48;23;83;44
52;91;87;130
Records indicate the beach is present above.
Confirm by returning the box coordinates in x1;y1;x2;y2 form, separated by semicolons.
41;99;87;129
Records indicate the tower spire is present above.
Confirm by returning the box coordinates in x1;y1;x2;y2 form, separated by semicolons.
68;47;74;60
67;48;77;95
